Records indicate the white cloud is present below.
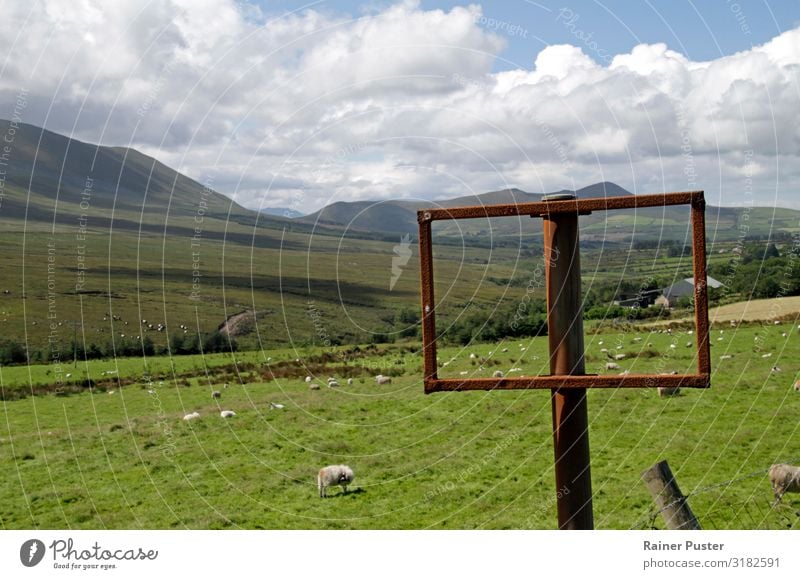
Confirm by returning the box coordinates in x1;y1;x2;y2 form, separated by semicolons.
0;0;798;211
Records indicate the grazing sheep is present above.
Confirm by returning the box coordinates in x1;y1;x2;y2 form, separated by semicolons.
183;411;200;421
686;342;692;347
501;348;508;353
762;353;773;358
793;380;800;392
768;463;800;504
305;376;312;383
347;378;353;385
614;353;626;361
772;366;782;373
459;371;468;376
269;402;285;410
658;387;680;398
309;383;320;390
318;464;354;498
720;355;733;360
211;390;221;399
220;410;236;418
328;380;340;388
469;353;476;359
492;370;504;378
605;362;620;370
375;375;392;385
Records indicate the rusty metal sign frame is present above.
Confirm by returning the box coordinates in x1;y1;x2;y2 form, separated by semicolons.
417;191;711;394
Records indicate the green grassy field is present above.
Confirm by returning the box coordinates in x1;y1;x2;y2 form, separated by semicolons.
2;322;798;530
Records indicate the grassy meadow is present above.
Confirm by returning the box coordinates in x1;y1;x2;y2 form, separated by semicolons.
2;321;799;530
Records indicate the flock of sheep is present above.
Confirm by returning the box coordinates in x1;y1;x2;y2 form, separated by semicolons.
170;327;800;505
177;373;398;497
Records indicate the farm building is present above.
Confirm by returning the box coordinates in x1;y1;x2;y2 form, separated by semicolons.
655;276;723;308
614;289;662;308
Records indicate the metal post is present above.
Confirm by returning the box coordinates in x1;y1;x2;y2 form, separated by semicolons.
542;193;594;530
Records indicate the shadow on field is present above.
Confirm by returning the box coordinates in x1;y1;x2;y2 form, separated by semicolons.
325;488;366;499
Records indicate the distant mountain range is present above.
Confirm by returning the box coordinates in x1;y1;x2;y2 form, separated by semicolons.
261;207;304;218
1;120;797;243
297;182;635;237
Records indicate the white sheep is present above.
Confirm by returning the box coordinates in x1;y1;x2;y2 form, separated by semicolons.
605;362;620;370
793;380;800;392
658;387;680;398
768;463;800;504
347;378;353;385
328;380;340;388
305;376;312;383
375;375;392;385
614;353;626;360
220;410;236;418
183;412;200;421
211;390;221;399
317;464;354;498
309;383;320;390
469;353;476;359
492;370;504;378
269;402;285;410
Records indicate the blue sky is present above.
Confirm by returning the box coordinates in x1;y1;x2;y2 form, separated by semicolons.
260;0;800;68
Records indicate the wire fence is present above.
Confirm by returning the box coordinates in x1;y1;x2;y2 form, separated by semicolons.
630;461;800;530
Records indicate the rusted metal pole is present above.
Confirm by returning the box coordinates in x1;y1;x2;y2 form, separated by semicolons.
542;193;594;530
418;216;438;386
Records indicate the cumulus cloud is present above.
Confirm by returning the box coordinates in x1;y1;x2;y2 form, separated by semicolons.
0;0;797;211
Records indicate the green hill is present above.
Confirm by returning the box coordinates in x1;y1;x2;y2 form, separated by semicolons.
0;121;797;357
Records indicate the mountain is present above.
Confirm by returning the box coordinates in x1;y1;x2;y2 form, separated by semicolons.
0;120;258;226
300;182;636;239
1;121;796;245
0;120;798;353
261;207;304;218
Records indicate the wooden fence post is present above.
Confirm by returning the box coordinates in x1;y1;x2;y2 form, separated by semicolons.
641;460;702;530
